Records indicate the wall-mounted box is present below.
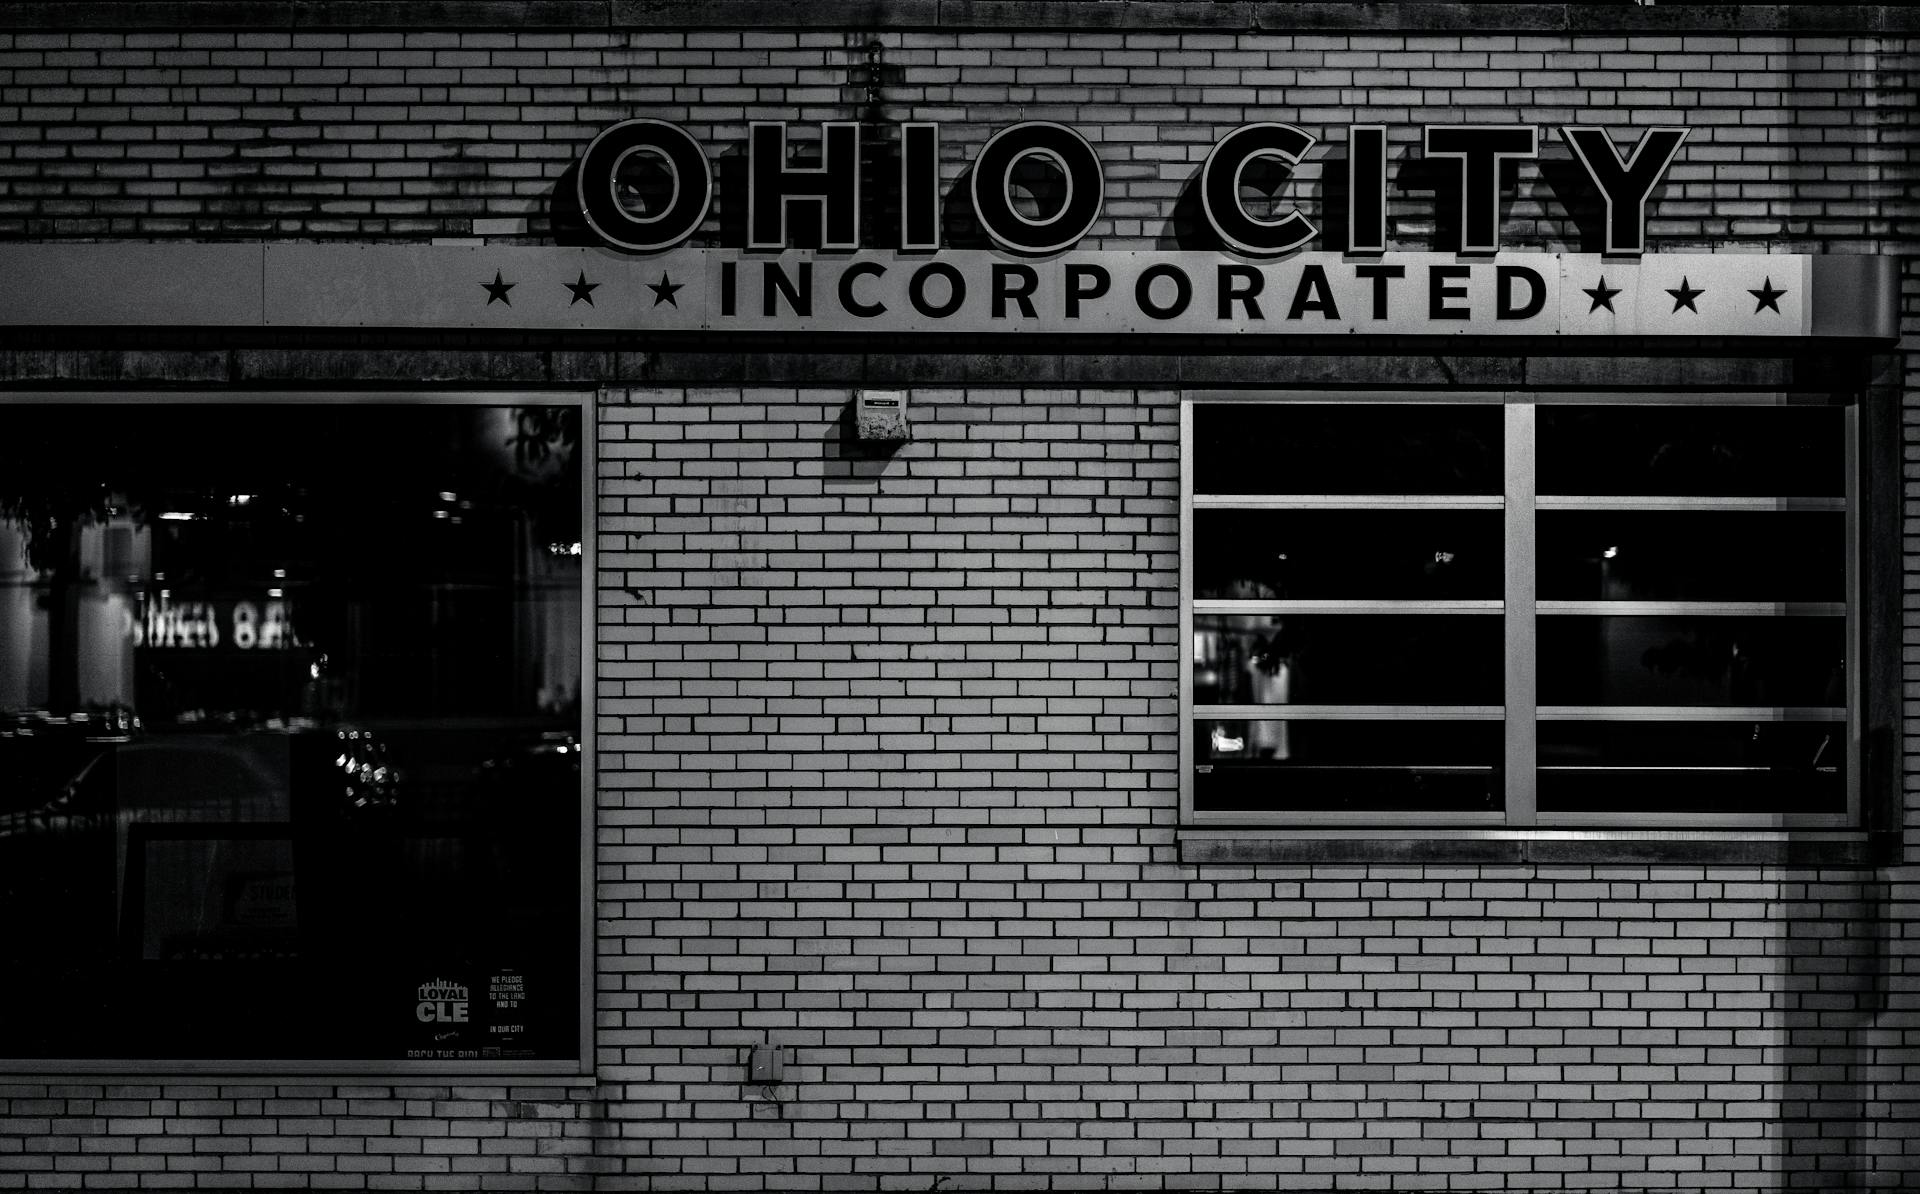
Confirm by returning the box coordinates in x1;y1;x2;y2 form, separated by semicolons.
855;389;910;441
749;1043;788;1083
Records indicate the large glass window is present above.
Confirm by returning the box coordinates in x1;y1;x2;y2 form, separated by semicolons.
0;396;589;1070
1183;395;1858;829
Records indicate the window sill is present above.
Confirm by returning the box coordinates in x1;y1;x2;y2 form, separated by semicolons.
1178;829;1897;868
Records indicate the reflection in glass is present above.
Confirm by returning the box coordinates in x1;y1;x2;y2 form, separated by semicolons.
1193;404;1502;495
1537;616;1844;707
0;402;582;1062
1194;719;1500;811
1193;614;1501;706
1538;405;1844;497
1194;510;1501;600
1539;721;1843;814
1538;511;1844;602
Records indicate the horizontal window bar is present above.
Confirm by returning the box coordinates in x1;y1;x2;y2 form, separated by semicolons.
1194;599;1503;614
1537;705;1846;722
1519;392;1846;407
0;390;591;406
1538;600;1845;617
1195;704;1505;720
1534;813;1857;830
1187;391;1514;404
1193;495;1504;509
1184;811;1510;828
1187;393;1850;407
1541;765;1837;773
1221;764;1498;772
1537;495;1845;512
1182;826;1867;841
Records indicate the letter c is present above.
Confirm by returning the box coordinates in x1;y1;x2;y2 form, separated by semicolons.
1200;123;1320;256
838;261;887;317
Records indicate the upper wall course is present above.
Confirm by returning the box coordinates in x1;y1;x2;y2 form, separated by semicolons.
0;3;1917;34
0;25;1910;250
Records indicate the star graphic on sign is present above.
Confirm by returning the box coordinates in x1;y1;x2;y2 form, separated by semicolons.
563;270;600;306
1665;276;1703;313
480;270;514;306
648;273;683;307
1583;276;1622;313
1749;276;1786;313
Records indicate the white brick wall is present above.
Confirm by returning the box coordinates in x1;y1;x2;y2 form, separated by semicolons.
0;14;1914;1191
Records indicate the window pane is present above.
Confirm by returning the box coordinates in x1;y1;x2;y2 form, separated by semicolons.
1539;721;1844;814
1194;614;1502;705
1193;404;1502;495
1194;510;1501;600
1537;616;1845;707
1537;406;1844;497
1537;511;1844;602
0;402;582;1063
1194;719;1500;812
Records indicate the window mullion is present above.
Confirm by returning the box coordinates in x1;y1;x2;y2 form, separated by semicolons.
1845;403;1862;826
1505;402;1537;826
1179;399;1196;827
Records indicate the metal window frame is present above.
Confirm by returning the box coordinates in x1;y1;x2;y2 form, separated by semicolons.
0;390;597;1080
1179;390;1861;833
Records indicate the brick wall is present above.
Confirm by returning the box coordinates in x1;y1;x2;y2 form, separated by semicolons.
589;384;1909;1191
1;8;1917;1191
0;23;1910;253
0;1083;602;1187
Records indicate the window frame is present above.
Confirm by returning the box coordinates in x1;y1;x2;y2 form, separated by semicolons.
0;389;596;1079
1179;389;1866;835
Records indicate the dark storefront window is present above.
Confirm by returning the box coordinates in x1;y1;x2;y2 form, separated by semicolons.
0;397;588;1069
1184;396;1857;828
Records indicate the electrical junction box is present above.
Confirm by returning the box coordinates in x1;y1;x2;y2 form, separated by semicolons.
855;389;910;442
749;1043;788;1083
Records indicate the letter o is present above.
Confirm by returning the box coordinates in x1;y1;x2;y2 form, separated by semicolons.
1135;264;1193;320
970;122;1104;254
908;262;967;318
576;118;713;252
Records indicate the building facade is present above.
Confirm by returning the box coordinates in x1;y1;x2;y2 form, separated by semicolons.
0;1;1916;1189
